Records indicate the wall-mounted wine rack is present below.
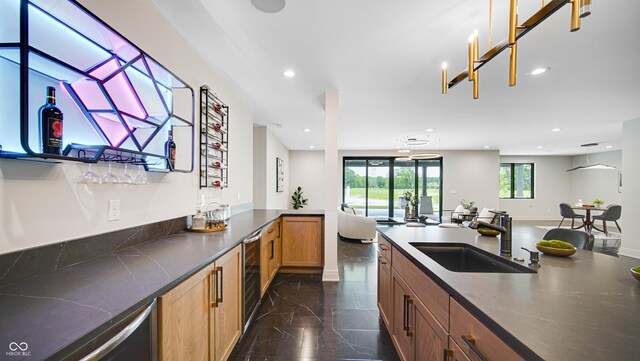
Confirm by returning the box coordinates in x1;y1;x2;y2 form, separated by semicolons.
199;86;229;188
0;0;194;172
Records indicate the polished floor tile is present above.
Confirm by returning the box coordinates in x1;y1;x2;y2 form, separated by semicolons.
229;238;400;361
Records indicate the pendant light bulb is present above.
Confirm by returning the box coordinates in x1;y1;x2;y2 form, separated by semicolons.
442;62;447;70
580;0;591;18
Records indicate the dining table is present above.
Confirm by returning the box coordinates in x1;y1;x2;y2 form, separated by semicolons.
571;205;605;232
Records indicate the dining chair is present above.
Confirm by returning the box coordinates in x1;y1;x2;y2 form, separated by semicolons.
591;204;622;235
558;203;586;230
543;228;594;251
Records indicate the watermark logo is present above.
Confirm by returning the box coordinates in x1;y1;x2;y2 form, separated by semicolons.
7;342;30;357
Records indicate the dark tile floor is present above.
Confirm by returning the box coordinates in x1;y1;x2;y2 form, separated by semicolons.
229;221;619;361
229;238;400;361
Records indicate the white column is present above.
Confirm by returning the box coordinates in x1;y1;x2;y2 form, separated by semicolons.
323;90;340;281
619;117;640;259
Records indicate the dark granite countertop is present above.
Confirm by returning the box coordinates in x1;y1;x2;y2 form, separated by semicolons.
0;209;323;361
377;225;640;361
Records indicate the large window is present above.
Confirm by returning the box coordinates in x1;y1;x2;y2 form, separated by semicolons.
500;163;534;199
343;157;443;220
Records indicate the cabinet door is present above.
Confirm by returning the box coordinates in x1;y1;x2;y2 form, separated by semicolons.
391;270;414;361
212;244;243;361
260;236;271;297
282;216;323;267
447;336;472;361
414;297;449;361
159;263;214;361
377;253;392;328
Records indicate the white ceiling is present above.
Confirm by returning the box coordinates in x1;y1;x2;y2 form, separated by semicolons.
151;0;640;155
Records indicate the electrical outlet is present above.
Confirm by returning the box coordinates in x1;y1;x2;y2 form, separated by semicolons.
108;200;120;221
449;190;457;194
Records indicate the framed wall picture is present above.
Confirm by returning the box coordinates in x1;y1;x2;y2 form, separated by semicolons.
276;157;284;192
618;171;623;193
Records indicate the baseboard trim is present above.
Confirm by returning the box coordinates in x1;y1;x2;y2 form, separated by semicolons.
322;269;340;282
618;247;640;259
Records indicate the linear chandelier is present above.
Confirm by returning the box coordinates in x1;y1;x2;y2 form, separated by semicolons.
441;0;592;99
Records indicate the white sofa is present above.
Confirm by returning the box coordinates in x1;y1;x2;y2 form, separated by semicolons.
337;206;377;241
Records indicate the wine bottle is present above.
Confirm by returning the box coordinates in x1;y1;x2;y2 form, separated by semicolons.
212;142;226;151
212;180;225;187
39;86;63;155
165;129;176;169
212;161;227;169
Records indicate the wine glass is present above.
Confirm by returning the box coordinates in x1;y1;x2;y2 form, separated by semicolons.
101;161;121;184
120;163;134;185
134;164;148;185
80;163;101;184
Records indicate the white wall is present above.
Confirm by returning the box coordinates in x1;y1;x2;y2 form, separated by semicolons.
337;150;500;213
289;151;325;210
253;127;289;209
570;151;622;207
499;156;572;221
0;0;254;255
619;118;640;259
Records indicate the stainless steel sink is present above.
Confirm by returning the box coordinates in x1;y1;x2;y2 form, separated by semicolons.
410;243;536;273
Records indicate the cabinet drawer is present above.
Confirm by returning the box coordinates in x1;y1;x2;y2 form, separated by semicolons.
392;246;450;331
264;220;280;238
377;233;392;263
450;298;524;361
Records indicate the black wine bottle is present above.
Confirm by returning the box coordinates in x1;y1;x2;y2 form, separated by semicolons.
165;129;176;169
39;86;63;155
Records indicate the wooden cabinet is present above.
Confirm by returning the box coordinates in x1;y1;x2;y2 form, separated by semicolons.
211;245;243;361
281;216;323;269
377;253;392;328
386;241;451;361
159;244;242;361
447;337;472;361
260;220;281;297
159;263;213;361
414;296;449;361
450;298;524;361
391;270;415;361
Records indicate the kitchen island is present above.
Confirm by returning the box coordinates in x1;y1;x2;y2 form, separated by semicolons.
377;225;640;361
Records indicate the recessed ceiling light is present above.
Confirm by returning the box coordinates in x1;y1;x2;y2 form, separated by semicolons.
309;145;315;149
536;145;543;149
303;128;311;132
606;145;613;149
551;128;561;132
426;128;435;132
398;149;411;153
530;67;550;75
283;70;296;78
483;145;490;149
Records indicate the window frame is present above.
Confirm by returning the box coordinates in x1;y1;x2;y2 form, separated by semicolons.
500;163;535;199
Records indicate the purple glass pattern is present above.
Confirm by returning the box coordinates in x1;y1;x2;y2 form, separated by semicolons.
67;54;171;151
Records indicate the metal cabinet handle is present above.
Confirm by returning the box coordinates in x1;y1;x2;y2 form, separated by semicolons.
216;266;223;304
406;298;414;337
402;294;409;332
443;349;453;361
210;269;218;308
80;299;156;361
270;240;274;260
378;255;388;265
379;244;388;251
461;335;488;361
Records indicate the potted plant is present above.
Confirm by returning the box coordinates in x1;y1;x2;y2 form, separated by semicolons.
291;186;308;209
593;198;605;208
460;199;475;214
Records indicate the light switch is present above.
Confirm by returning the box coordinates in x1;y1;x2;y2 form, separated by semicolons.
108;200;120;221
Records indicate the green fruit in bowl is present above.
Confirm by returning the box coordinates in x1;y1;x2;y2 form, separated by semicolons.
536;240;576;250
633;267;640;273
631;267;640;282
